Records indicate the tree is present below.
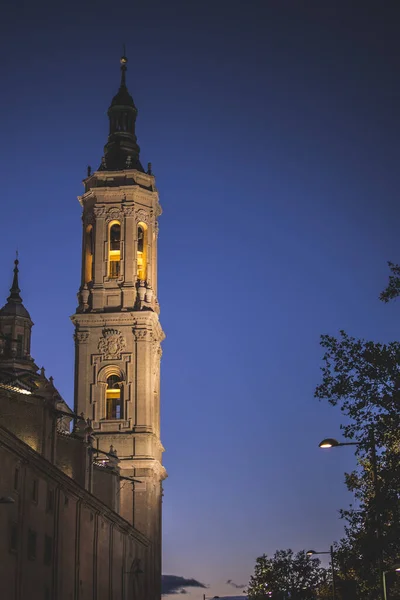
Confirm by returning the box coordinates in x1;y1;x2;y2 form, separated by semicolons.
314;262;400;599
247;549;330;600
379;262;400;303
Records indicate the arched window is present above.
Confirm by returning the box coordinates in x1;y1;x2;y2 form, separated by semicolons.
137;223;147;281
106;374;123;420
108;222;121;279
84;225;94;284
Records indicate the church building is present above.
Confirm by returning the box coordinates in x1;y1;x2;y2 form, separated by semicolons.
0;54;166;600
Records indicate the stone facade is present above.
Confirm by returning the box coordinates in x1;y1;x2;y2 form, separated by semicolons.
71;55;166;599
0;388;150;600
0;54;166;600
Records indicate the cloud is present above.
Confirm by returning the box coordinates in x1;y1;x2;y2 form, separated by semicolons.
226;580;246;590
162;575;208;595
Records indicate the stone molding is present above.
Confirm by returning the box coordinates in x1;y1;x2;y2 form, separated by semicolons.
72;312;165;338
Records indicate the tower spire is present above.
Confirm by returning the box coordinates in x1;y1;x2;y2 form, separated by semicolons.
7;255;22;304
99;51;143;172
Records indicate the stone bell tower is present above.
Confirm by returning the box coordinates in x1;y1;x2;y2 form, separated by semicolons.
71;54;166;599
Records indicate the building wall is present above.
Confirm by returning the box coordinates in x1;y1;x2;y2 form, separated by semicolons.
0;388;151;600
0;389;54;459
56;431;88;487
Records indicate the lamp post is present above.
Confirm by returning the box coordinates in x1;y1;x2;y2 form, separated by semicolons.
382;563;400;600
306;547;336;600
319;428;383;600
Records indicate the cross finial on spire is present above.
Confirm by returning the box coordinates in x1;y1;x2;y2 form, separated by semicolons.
120;46;128;87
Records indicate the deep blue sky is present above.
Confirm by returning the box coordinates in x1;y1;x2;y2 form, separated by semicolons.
1;0;399;595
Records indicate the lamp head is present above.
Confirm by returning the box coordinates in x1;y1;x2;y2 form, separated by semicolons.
0;496;15;504
319;438;339;449
306;550;316;556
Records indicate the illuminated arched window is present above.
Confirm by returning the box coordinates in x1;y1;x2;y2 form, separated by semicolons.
106;374;123;420
137;223;147;281
108;222;121;279
84;225;94;284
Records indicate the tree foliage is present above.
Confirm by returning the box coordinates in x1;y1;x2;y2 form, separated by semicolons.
313;262;400;599
247;549;330;600
379;262;400;303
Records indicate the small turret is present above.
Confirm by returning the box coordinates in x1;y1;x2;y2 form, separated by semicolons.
0;257;34;367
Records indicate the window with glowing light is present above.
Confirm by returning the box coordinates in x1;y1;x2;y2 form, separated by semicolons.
106;374;123;420
85;225;94;284
137;223;147;280
108;222;121;278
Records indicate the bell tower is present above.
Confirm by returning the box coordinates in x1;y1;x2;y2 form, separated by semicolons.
71;54;166;600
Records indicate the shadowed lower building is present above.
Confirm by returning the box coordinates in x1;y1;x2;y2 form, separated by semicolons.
0;54;166;600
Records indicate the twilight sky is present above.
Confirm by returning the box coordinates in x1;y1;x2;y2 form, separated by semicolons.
1;0;400;596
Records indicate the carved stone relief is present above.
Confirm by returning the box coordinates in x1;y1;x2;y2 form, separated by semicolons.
74;331;89;343
98;329;126;359
133;329;149;341
93;206;107;218
135;209;149;224
106;207;123;223
123;204;135;216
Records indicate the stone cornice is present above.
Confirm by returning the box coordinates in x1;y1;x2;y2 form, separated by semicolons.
119;457;167;480
89;168;155;187
78;186;159;208
71;311;164;336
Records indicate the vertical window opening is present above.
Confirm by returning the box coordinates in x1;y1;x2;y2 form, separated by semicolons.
27;530;37;560
106;374;123;420
46;487;54;513
85;225;94;284
4;334;11;357
16;334;23;358
44;535;52;565
108;222;121;279
32;479;38;504
9;522;18;553
137;224;147;281
14;467;19;490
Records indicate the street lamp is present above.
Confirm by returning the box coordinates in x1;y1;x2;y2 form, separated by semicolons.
319;438;359;449
319;429;383;599
383;563;400;600
307;546;336;600
0;496;15;504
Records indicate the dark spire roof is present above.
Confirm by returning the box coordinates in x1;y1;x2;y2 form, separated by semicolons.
0;257;31;320
8;257;21;302
110;54;135;108
99;53;144;172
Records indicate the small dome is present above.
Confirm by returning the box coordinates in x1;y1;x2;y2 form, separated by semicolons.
0;300;31;320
